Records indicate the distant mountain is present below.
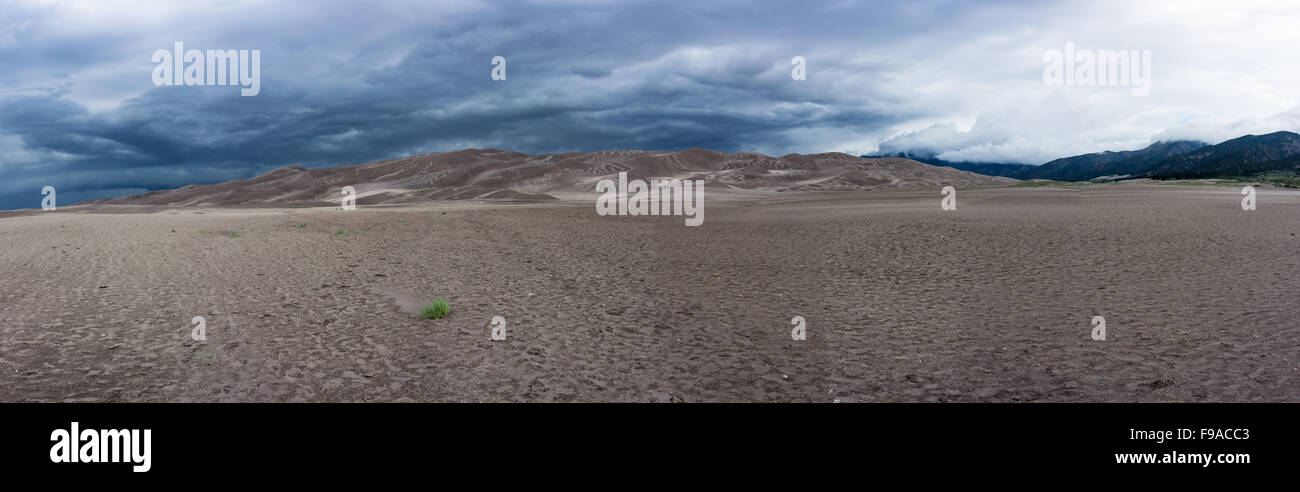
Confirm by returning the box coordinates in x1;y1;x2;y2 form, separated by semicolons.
85;149;1015;208
1024;140;1208;181
862;151;1037;179
1144;131;1300;179
869;140;1210;182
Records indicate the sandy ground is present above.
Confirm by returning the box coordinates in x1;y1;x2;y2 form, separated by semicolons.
0;183;1297;402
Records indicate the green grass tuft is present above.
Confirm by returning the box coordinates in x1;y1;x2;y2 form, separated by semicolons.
420;298;451;319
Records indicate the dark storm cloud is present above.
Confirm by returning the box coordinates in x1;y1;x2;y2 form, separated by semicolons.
0;0;929;209
3;0;1296;209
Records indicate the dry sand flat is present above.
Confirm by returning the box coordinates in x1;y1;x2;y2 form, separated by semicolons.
0;183;1297;402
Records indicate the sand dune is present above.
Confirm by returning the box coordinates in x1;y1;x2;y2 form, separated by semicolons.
80;149;1015;208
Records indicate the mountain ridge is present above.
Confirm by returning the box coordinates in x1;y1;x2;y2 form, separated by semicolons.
1027;140;1208;181
864;133;1300;183
1143;131;1300;178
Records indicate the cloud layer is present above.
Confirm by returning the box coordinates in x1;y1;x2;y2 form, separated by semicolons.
2;0;1299;209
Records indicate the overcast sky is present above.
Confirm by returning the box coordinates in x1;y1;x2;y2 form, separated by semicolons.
2;0;1299;209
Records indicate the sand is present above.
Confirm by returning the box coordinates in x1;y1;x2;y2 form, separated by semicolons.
0;183;1296;402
